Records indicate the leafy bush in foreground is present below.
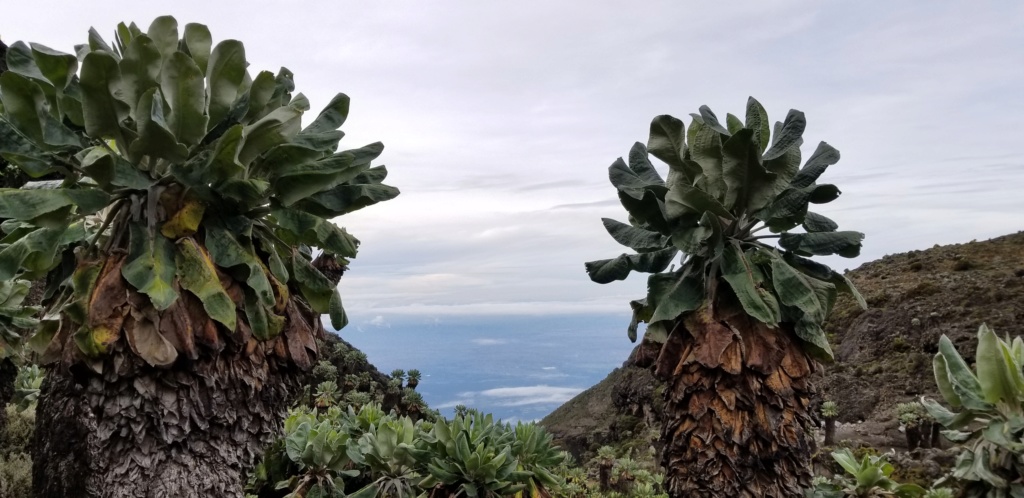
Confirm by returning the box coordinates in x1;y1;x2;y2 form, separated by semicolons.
923;324;1024;497
248;404;567;498
807;448;925;498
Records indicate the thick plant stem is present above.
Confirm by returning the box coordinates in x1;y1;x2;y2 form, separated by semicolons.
650;303;816;498
31;249;324;497
32;350;302;497
824;418;836;446
0;358;15;434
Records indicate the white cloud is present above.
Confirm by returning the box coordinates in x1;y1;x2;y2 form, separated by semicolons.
479;386;583;407
367;315;389;328
471;338;508;346
541;367;557;371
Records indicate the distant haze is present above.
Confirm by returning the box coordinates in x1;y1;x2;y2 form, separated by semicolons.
6;1;1024;419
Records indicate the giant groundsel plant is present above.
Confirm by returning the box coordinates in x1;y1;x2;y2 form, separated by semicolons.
586;97;866;361
0;16;399;370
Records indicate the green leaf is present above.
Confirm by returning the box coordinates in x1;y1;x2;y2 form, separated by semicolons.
584;247;677;284
273;142;384;206
161;52;209;146
146;16;179;58
771;257;836;324
329;290;348;331
937;334;989;411
5;42;48;83
244;288;283;340
251;144;323;178
80;50;130;143
1;152;51;178
762;109;805;161
79;146;153;189
608;157;666;201
128;88;188;163
206;40;247;127
205;124;245;182
808;184;840;204
118;35;161;121
627;142;664;186
616;190;670;234
0;226;65;280
29;43;78;91
791;142;840;189
122;222;179;310
725;113;744;135
0;188;110;222
601;218;666;251
793;317;834;362
205;225;274;306
219;179;269;206
648;114;700;183
585;255;629;284
647;115;687;162
0;71;81;149
755;187;811;231
802;211;838;232
59;76;85;126
238;105;304;166
243;71;278;122
779;231;864;258
291;252;336;313
976;324;1014;404
175;238;237;330
932;353;962;408
647;270;704;323
745;97;771;153
698;105;730;135
302;92;350;135
183;23;213;75
720;242;780;324
294;181;401;218
272;208;359;258
785;253;867;310
721;128;775;212
664;183;734;222
686;118;725;201
87;27;116;55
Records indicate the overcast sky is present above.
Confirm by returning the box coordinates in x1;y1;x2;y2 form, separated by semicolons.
5;1;1024;325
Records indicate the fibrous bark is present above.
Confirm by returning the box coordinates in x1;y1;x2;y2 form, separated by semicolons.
33;347;303;497
0;359;15;433
641;302;816;498
32;254;323;497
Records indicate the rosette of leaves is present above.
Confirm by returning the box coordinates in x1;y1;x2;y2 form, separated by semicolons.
509;422;564;498
418;412;529;497
280;410;377;498
351;416;424;498
0;17;398;495
0;16;398;371
586;97;865;358
808;449;925;498
316;380;341;408
11;363;43;410
922;324;1024;497
0;280;39;360
822;400;839;446
585;98;867;495
406;369;421;390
